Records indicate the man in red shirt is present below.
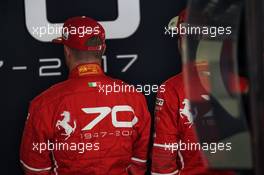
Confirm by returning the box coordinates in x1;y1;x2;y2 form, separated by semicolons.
151;10;238;175
20;16;151;175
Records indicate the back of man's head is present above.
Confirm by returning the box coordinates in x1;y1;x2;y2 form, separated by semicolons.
52;16;106;65
69;36;105;61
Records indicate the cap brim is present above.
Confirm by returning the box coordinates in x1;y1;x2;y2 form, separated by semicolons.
52;37;64;44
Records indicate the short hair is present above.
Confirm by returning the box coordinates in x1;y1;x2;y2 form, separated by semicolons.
70;36;104;60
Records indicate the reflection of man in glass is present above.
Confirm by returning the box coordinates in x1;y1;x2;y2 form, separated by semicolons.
151;9;238;175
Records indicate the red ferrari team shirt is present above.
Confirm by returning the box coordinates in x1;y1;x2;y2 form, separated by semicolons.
20;63;151;175
151;73;235;175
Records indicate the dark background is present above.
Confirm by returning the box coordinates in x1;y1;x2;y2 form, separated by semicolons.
0;0;186;174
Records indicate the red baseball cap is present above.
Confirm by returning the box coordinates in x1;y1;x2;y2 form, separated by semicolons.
52;16;106;51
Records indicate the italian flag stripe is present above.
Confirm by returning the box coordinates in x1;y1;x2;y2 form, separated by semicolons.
88;82;98;87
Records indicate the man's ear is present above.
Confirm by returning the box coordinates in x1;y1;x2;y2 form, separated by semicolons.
64;45;71;58
102;45;106;56
64;45;73;68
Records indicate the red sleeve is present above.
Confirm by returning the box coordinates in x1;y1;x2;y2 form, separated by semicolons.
20;101;54;175
127;94;151;175
151;84;182;175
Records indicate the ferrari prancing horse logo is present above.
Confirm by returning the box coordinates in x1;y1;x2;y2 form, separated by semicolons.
56;111;76;140
180;99;198;127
